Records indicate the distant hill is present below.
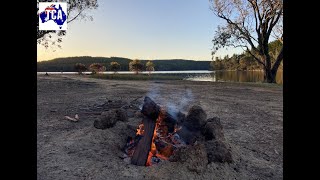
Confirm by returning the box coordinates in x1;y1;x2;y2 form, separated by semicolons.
37;56;212;72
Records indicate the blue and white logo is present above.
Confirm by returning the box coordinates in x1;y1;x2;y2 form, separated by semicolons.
38;2;67;30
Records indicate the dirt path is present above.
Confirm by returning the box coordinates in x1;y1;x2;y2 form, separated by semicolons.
37;75;283;180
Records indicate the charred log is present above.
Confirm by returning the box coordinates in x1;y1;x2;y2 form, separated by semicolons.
162;111;177;133
131;116;156;166
140;96;160;119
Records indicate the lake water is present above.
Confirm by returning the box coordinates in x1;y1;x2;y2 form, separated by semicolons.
185;70;283;84
37;70;283;84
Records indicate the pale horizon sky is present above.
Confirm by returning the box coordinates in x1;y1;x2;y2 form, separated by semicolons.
37;0;243;62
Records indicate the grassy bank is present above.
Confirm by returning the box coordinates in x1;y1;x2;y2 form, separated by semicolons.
90;73;183;80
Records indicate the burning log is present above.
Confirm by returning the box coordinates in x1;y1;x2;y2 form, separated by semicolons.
131;97;159;166
131;116;156;166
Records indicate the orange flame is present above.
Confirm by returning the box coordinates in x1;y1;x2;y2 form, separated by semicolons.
146;110;174;166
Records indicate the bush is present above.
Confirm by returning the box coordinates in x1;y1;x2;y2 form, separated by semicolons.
74;63;87;74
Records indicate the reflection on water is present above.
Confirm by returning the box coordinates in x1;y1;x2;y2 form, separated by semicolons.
185;71;283;84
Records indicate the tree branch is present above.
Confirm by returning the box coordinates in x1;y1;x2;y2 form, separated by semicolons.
67;9;84;23
267;8;282;38
216;12;259;53
271;46;283;73
254;0;263;23
246;47;265;67
249;0;259;32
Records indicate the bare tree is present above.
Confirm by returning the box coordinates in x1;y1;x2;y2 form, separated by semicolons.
37;0;98;48
210;0;283;83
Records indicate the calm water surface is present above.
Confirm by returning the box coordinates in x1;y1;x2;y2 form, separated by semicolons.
185;71;283;84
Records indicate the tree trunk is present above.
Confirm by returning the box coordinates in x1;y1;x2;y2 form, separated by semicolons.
263;46;283;83
264;68;276;83
271;47;283;77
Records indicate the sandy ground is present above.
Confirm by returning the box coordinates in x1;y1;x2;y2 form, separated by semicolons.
37;75;283;180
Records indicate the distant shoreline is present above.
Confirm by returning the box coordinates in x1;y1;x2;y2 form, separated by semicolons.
37;70;214;75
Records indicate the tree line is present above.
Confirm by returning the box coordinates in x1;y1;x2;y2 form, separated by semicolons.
37;56;212;72
211;40;283;71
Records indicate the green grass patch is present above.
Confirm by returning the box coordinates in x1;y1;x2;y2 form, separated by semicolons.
90;74;183;80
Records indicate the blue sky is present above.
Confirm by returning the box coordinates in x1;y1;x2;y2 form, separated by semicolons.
37;0;243;61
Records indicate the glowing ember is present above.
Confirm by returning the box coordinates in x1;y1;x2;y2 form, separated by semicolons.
136;124;144;135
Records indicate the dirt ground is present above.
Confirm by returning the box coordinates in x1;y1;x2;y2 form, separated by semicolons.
37;75;283;180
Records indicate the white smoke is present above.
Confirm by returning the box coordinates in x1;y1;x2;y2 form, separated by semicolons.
145;84;194;119
165;88;194;119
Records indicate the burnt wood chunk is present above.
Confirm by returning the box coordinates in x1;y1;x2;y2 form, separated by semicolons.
176;126;198;145
201;117;225;141
131;116;156;166
162;111;177;133
93;109;128;129
184;105;207;131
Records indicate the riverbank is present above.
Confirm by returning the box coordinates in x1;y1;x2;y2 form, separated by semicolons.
37;75;283;179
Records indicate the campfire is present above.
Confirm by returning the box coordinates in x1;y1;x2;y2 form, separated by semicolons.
93;96;233;168
123;97;185;166
122;96;233;167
